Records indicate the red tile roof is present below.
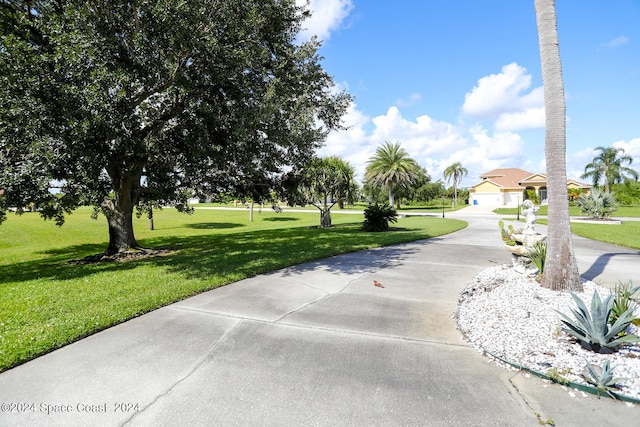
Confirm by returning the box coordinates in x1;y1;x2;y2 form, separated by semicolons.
478;168;533;189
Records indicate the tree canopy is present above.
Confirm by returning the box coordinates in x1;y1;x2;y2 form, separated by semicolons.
0;0;351;254
282;156;356;228
581;146;638;194
364;141;420;208
443;162;468;205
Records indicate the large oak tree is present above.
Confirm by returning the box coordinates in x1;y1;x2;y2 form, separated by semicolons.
0;0;350;254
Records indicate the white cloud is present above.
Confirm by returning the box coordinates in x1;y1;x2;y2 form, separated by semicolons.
296;0;354;42
494;107;545;132
613;138;640;162
395;92;422;108
461;63;545;132
321;104;531;187
599;35;629;51
318;64;594;187
320;105;468;182
566;148;593;182
565;140;640;182
438;126;525;184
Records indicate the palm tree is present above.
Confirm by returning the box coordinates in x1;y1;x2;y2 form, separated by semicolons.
295;156;357;228
581;146;638;193
535;0;581;291
443;162;468;205
365;141;420;207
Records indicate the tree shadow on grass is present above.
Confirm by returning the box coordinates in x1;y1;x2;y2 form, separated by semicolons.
1;225;442;286
0;223;454;374
185;222;243;229
148;225;444;282
263;217;299;222
37;243;108;260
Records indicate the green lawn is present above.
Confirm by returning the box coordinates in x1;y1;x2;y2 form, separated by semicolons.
0;207;466;372
197;201;467;213
495;203;640;249
494;205;640;217
530;217;640;249
570;221;640;249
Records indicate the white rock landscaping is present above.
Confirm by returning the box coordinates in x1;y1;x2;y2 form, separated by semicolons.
458;265;640;401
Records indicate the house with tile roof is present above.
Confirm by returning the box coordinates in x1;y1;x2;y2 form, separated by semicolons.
469;168;590;206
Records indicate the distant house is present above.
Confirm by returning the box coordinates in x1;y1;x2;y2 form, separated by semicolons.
469;168;590;206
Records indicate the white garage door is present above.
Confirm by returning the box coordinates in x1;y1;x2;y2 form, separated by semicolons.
471;193;502;206
503;192;521;206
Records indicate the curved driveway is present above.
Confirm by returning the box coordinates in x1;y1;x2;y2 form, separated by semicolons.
0;209;638;426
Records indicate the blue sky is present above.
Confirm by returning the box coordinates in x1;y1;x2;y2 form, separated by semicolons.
296;0;640;188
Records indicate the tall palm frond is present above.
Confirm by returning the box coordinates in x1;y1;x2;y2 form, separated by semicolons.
581;146;638;193
365;141;419;207
443;162;468;205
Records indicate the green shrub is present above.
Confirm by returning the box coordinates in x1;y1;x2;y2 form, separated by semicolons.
610;280;640;326
362;203;398;232
525;189;540;205
528;241;547;276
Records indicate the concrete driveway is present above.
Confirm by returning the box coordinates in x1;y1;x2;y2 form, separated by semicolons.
0;212;638;426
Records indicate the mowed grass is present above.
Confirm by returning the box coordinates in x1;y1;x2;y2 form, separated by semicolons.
495;205;640;249
570;221;640;249
0;207;466;372
494;205;640;217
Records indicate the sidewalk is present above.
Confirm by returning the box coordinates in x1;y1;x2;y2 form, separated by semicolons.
0;214;638;426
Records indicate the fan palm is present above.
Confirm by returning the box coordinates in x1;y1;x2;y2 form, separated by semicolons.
581;146;638;193
443;162;468;205
365;141;419;207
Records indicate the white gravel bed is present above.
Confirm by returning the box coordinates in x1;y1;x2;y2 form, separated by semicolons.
457;264;640;401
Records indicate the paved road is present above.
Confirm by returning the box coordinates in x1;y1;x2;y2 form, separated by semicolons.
0;210;638;426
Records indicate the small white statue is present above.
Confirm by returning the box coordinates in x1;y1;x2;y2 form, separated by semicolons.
522;199;538;235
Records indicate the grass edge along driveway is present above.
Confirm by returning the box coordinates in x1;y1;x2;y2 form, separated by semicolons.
0;209;466;373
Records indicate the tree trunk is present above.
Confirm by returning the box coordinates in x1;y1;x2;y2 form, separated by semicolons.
388;188;394;207
102;166;143;255
106;206;138;255
320;209;332;228
319;196;332;228
148;202;154;231
535;0;582;291
453;184;458;205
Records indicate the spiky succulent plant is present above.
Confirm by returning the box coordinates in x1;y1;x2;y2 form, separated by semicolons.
610;280;640;326
582;360;626;399
556;291;640;353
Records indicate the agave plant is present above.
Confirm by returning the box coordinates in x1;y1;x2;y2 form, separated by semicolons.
556;291;640;353
582;360;626;399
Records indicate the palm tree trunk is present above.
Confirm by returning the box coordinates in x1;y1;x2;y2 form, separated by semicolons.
388;188;394;207
535;0;581;291
453;183;458;206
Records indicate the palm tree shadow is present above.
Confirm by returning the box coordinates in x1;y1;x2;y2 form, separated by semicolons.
581;251;640;282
